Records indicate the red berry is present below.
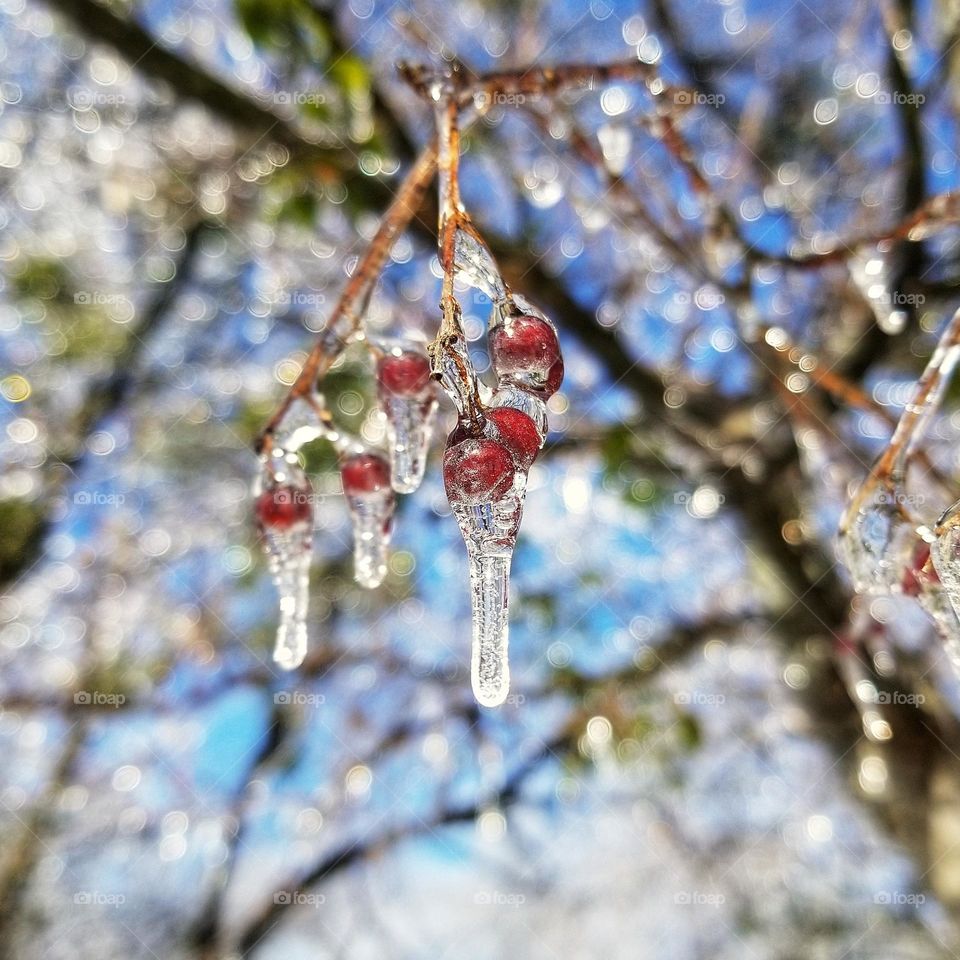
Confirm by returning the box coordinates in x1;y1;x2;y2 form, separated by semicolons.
443;436;515;505
255;484;312;530
486;406;542;469
490;315;564;397
377;351;432;397
341;453;390;495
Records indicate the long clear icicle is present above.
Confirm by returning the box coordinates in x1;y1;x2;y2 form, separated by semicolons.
346;489;393;588
448;488;525;708
268;523;312;669
469;552;511;707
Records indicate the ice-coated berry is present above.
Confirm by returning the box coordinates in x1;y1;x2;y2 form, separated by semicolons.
377;351;432;397
902;542;939;597
443;436;515;505
256;484;312;530
490;314;564;397
486;406;542;469
341;453;391;495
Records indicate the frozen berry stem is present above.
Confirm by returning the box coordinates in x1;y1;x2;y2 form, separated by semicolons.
429;78;552;708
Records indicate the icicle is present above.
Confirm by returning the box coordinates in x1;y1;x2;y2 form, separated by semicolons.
255;453;314;670
340;451;395;589
848;245;907;335
443;437;527;707
469;552;512;706
376;347;438;494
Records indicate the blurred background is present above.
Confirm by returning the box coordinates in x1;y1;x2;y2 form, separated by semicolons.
5;0;960;956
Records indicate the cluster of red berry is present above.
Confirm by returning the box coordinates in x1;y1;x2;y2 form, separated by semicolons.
255;351;430;536
442;307;564;507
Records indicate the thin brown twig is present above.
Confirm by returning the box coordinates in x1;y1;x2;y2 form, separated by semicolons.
841;307;960;533
256;141;438;453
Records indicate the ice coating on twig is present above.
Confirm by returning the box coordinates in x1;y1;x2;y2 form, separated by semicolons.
841;308;960;596
929;509;960;671
838;489;916;594
340;451;395;589
255;454;315;670
376;347;438;494
454;227;508;302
